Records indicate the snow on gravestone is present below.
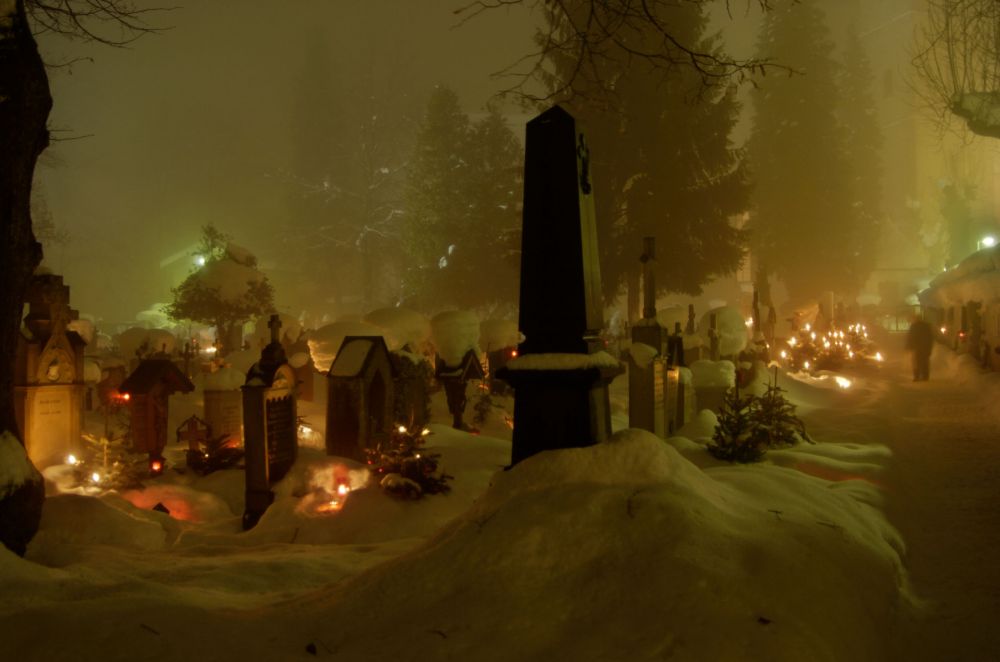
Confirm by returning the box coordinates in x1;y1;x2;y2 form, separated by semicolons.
325;337;395;460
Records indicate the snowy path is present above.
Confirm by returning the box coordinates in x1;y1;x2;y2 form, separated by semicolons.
803;333;1000;660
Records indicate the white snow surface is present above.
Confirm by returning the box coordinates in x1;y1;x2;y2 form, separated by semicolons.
116;327;176;358
0;431;40;497
364;307;431;351
431;310;480;367
628;341;658;367
690;358;737;388
67;318;95;345
20;333;1000;660
479;318;520;351
507;351;622;371
308;321;385;372
655;305;687;333
329;338;373;377
203;365;244;391
920;245;1000;307
697;305;749;356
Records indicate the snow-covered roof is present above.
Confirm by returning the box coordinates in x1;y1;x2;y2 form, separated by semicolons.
920;245;1000;307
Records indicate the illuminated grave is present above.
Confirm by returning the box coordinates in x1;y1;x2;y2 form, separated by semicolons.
14;273;88;468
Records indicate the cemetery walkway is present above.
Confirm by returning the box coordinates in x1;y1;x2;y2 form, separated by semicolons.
799;332;1000;661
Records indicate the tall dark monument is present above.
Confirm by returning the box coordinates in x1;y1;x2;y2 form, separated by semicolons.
498;106;623;465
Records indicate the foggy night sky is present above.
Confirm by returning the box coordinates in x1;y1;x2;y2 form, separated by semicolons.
36;0;537;323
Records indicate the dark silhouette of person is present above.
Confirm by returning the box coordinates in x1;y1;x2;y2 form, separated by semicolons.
906;314;934;381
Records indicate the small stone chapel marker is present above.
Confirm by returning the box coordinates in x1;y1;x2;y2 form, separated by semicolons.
497;105;623;465
14;273;87;467
241;314;298;530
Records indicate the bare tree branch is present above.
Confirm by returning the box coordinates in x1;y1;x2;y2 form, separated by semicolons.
27;0;174;46
454;0;792;102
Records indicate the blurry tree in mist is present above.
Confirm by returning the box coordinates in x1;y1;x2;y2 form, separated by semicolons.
459;0;784;101
914;0;1000;139
837;24;883;292
747;0;866;302
166;225;275;356
402;85;522;312
535;1;750;312
281;33;415;315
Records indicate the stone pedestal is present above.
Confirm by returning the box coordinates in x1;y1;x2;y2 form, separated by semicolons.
14;384;84;467
500;364;620;465
627;353;665;437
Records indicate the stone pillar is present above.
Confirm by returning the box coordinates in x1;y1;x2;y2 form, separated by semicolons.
497;106;623;465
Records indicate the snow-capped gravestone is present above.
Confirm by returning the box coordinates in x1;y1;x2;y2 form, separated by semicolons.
14;274;88;467
242;315;298;530
325;336;395;461
118;358;195;465
497;106;623;465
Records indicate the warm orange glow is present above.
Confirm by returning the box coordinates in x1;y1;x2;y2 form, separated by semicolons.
121;393;131;401
510;349;518;358
150;460;163;474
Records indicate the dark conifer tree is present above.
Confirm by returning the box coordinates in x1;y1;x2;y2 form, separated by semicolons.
747;0;857;302
839;24;883;291
403;89;522;311
537;2;750;307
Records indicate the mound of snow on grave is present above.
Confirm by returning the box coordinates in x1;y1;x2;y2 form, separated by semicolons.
203;365;244;391
431;310;479;366
480;318;520;351
308;320;385;372
698;305;748;356
116;327;177;358
690;359;736;388
295;430;909;661
365;307;431;350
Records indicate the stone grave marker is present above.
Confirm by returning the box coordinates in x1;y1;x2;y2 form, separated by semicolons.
119;358;195;468
14;273;88;467
325;335;395;461
203;365;243;447
496;105;623;465
242;315;298;530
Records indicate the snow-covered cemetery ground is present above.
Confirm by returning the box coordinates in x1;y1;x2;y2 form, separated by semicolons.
3;327;999;661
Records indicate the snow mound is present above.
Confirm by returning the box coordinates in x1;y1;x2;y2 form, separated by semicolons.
203;365;244;391
116;327;176;358
364;307;431;351
31;493;168;552
431;310;480;367
479;318;520;351
308;321;385;373
223;348;258;375
0;431;40;498
690;359;736;388
295;430;909;661
697;305;749;356
120;485;235;523
655;306;687;334
676;409;719;442
67;318;95;345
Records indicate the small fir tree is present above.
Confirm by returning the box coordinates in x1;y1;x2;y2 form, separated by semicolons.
751;380;809;448
364;426;452;499
709;384;765;463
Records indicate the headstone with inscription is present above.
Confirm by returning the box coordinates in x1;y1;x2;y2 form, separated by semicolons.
242;315;298;530
325;336;395;460
496;106;624;465
14;274;88;467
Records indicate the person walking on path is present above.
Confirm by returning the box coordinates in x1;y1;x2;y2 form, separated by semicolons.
906;313;934;381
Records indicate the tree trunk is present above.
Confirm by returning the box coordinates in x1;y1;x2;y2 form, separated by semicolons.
0;0;52;554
